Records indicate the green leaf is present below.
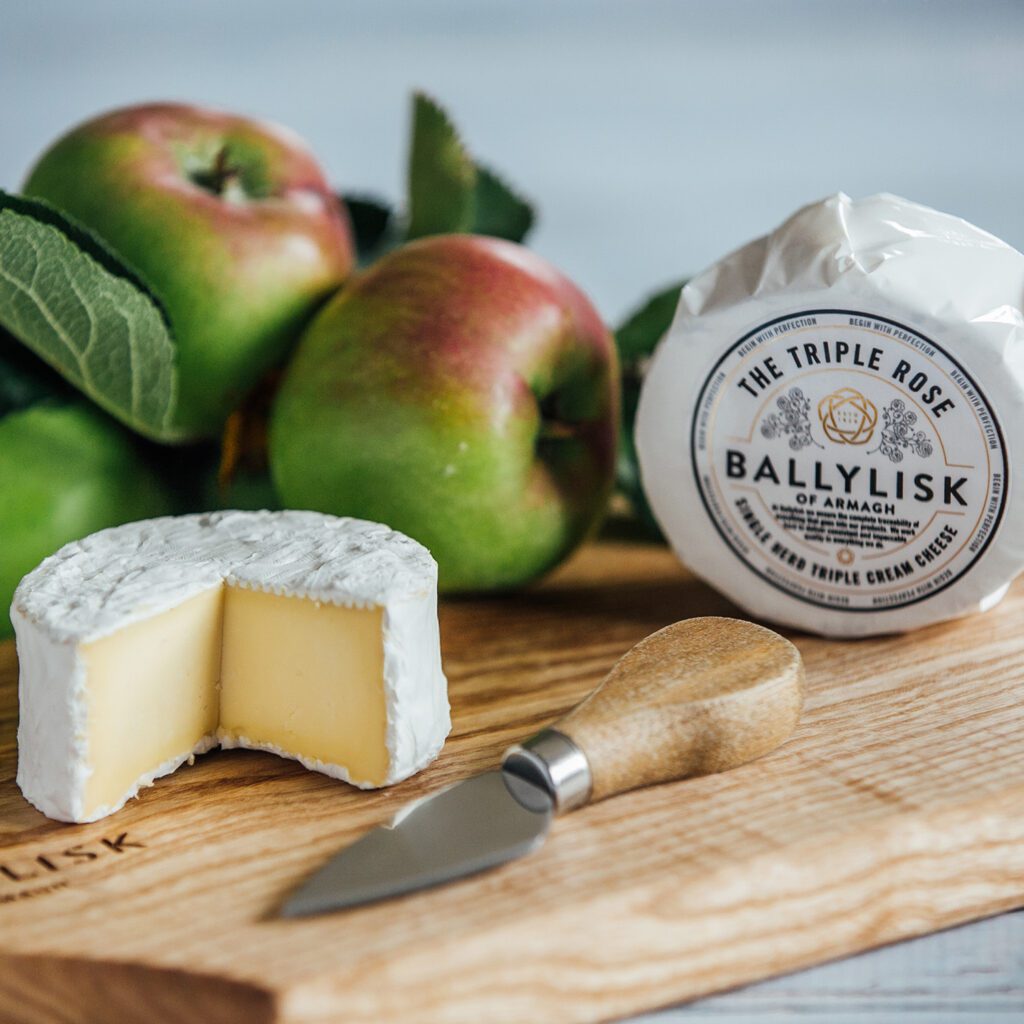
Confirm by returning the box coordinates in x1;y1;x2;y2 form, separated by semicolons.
0;191;178;441
405;92;477;240
400;91;537;246
0;327;74;418
615;280;686;365
616;381;664;541
472;165;535;243
340;192;399;266
613;280;687;542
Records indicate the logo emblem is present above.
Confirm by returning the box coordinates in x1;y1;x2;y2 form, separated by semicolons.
818;387;877;445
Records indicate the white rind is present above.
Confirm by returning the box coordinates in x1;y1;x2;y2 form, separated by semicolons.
14;510;440;643
12;510;451;822
380;591;451;784
636;192;1024;637
12;609;89;823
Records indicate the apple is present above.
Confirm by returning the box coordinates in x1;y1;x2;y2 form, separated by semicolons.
269;234;619;591
1;402;170;639
23;102;354;440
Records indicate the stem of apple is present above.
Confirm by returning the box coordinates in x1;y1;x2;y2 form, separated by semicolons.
191;146;241;196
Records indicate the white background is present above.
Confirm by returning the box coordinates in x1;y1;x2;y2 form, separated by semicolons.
3;0;1023;324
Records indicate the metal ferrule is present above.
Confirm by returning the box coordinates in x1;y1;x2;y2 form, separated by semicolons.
501;729;593;814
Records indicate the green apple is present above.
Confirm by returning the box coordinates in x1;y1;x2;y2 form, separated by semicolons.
22;102;354;440
269;234;619;590
0;401;171;639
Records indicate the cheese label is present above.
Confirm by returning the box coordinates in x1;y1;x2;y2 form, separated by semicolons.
691;309;1008;612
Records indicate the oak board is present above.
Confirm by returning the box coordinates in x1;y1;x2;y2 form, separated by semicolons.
0;540;1022;1024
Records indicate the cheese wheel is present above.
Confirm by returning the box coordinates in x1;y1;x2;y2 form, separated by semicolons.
637;193;1024;637
13;510;450;822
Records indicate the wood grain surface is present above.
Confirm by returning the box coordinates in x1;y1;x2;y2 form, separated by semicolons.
646;910;1024;1022
0;540;1022;1024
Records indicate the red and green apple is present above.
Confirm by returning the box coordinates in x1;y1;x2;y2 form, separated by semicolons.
269;234;619;590
23;102;354;440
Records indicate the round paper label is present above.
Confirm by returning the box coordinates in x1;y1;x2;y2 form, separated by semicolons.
690;310;1008;611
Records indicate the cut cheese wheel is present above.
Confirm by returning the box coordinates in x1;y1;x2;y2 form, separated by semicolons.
12;510;450;822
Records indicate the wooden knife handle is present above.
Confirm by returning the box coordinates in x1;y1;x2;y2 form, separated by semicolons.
504;617;803;811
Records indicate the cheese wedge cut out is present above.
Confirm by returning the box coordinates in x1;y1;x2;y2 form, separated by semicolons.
12;511;450;823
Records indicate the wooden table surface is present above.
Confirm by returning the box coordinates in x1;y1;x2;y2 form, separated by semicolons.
645;910;1024;1022
2;538;1023;1023
609;539;1024;1024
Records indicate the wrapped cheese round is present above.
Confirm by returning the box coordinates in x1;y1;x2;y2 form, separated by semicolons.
636;193;1024;637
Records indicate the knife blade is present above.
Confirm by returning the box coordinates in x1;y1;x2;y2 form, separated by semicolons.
281;616;804;917
282;771;551;916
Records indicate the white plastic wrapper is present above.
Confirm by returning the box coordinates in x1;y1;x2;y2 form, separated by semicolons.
636;193;1024;637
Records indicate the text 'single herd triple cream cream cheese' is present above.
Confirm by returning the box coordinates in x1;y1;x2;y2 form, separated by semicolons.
636;193;1024;637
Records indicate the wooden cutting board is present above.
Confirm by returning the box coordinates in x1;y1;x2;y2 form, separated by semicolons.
0;540;1022;1024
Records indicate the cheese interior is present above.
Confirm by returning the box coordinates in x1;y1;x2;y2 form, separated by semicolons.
82;586;224;815
219;588;388;785
79;584;387;818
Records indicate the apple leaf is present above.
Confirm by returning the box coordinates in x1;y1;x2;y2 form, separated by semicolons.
615;280;685;364
406;92;477;239
340;192;399;266
402;92;537;245
614;280;687;541
0;191;178;441
0;327;75;418
473;165;535;243
616;381;664;541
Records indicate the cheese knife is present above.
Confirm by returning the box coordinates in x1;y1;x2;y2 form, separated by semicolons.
280;616;803;917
